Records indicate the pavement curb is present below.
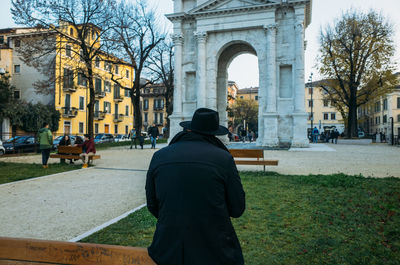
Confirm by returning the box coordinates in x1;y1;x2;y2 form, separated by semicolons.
68;203;147;242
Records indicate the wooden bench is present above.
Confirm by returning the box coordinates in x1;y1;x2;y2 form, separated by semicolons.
0;237;156;265
50;146;100;163
229;149;278;171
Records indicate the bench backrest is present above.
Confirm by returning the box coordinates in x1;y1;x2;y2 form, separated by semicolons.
57;145;82;154
0;237;156;265
229;149;264;159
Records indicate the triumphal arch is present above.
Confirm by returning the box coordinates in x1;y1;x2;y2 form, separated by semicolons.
167;0;312;147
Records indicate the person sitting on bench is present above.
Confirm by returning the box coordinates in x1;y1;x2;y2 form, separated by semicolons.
59;135;73;164
76;134;96;168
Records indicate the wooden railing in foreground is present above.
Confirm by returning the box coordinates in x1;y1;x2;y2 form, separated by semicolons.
0;237;156;265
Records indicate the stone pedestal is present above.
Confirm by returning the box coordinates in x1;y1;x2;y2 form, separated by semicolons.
291;112;309;147
263;113;279;147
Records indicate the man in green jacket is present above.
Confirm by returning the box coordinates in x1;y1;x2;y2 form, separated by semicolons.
38;122;53;168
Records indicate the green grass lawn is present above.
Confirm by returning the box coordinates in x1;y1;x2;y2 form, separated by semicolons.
81;172;400;264
0;162;81;184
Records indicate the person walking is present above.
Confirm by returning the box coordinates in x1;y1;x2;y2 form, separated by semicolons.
129;127;137;149
77;134;96;168
312;126;319;144
148;123;159;149
332;129;339;144
37;122;53;168
146;108;246;265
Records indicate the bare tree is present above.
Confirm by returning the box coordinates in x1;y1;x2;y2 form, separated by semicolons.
106;0;165;135
318;10;396;138
147;38;174;137
11;0;115;137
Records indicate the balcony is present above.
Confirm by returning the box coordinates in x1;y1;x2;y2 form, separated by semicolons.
62;107;78;118
113;113;124;123
63;86;77;93
113;94;124;102
153;106;164;111
94;111;106;120
95;90;105;98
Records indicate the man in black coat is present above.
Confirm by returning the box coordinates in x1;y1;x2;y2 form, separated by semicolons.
146;108;246;265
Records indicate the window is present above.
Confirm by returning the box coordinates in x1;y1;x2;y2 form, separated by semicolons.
308;87;313;95
126;69;129;78
14;90;20;99
104;81;111;92
114;124;118;134
115;65;119;74
125;105;129;116
159;113;163;124
65;45;72;57
397;97;400;109
144;112;148;123
78;72;87;87
14;65;20;74
70;28;74;36
383;99;388;111
14;39;20;47
79;122;84;134
323;99;329;107
143;99;149;110
95;78;102;92
114;84;120;98
375;101;381;112
255;96;258;101
95;123;99;134
104;101;111;113
95;57;100;68
240;96;243;99
383;114;387;124
0;36;3;44
154;113;158;124
308;100;313;107
79;96;85;110
331;113;336;120
323;113;329;120
375;116;381;125
124;88;129;97
105;62;111;72
63;68;74;88
125;125;129;135
397;114;400;122
308;113;312;121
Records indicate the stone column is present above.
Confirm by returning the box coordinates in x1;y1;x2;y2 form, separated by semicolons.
263;24;279;147
292;21;309;147
195;31;207;108
169;33;184;141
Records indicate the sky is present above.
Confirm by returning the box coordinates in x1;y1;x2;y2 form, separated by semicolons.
1;0;400;89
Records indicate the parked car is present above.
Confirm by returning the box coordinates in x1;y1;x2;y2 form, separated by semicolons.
114;134;129;142
0;140;5;155
3;136;39;154
94;133;114;144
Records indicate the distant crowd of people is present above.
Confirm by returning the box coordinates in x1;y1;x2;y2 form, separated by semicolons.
311;126;340;144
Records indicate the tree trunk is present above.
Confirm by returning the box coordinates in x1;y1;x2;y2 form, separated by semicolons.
87;67;95;139
347;91;358;138
132;74;142;136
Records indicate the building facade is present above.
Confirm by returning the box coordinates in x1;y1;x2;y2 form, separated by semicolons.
237;87;259;101
140;84;168;133
1;24;135;138
305;83;345;134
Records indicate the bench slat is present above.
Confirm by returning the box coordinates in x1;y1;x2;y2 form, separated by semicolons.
234;160;279;166
0;237;155;265
50;154;101;160
229;149;264;158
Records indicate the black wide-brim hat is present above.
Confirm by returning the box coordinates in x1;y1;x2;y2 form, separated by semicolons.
179;108;229;136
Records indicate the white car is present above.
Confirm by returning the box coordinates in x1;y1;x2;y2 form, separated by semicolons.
0;140;5;155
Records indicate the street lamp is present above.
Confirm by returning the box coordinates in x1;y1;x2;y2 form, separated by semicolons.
389;117;394;145
308;73;314;135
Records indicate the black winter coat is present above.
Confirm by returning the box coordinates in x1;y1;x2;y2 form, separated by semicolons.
146;132;245;265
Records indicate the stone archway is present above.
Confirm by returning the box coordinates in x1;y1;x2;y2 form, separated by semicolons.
167;0;312;148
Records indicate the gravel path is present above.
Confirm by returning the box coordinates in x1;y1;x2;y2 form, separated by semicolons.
0;142;399;241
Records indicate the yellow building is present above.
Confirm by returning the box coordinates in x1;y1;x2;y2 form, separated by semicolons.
2;23;135;137
0;29;14;77
236;87;259;101
140;84;167;134
305;82;345;134
227;80;238;106
358;73;400;141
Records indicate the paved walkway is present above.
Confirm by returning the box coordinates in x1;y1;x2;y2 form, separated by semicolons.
0;142;399;241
